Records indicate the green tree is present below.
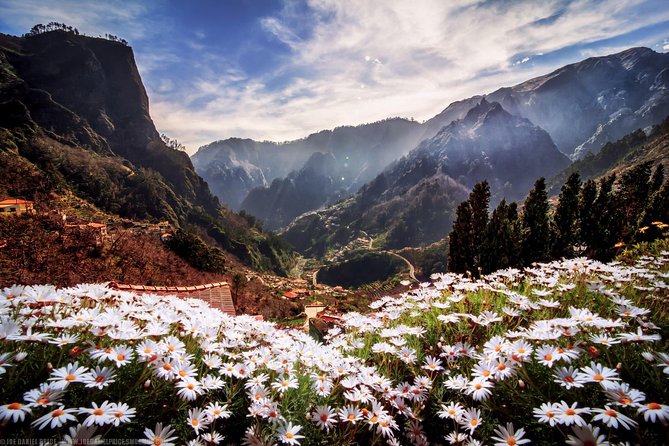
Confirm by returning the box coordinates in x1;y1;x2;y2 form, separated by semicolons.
551;172;581;259
469;181;490;274
578;179;598;253
507;202;522;267
590;175;618;260
448;201;475;274
481;199;517;273
521;177;550;265
619;161;653;239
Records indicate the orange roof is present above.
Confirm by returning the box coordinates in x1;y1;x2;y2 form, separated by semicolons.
283;291;299;299
0;198;32;205
87;223;106;228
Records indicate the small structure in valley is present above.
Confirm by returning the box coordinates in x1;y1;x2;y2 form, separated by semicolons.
303;301;326;332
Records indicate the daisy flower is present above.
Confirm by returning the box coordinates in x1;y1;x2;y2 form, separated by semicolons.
553;366;587;389
445;432;469;444
138;423;177;446
467;377;494;401
339;405;363;424
108;402;136;426
79;401;114;426
271;375;299;394
48;362;89;389
23;383;64;407
555;401;591;426
187;407;210;434
565;424;609;446
200;432;225;444
31;405;78;430
422;355;443;372
637;402;669;423
375;415;398;438
592;406;637;429
176;378;203;401
205;402;232;420
491;422;531;446
110;345;133;367
277;422;304;445
533;403;560;426
0;402;31;423
458;407;482;434
82;366;116;389
578;362;620;389
311;405;337;432
535;345;558;367
438;401;465;420
603;383;646;407
48;334;80;347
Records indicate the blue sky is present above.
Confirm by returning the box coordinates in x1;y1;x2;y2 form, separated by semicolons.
1;0;668;152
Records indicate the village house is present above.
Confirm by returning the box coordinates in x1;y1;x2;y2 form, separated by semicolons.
0;198;34;216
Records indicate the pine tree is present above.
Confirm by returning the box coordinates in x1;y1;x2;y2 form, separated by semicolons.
469;181;490;274
591;175;618;260
507;202;522;267
448;201;474;274
551;173;581;259
619;161;653;239
521;177;550;265
578;179;598;253
481;199;516;273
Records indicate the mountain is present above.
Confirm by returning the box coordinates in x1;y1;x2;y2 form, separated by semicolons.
192;118;425;211
426;48;669;160
239;152;347;231
195;47;669;233
548;115;669;195
282;100;569;255
0;29;293;274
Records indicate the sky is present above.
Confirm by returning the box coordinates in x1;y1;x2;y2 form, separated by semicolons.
1;0;668;153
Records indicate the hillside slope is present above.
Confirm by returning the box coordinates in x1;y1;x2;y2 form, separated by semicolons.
0;29;293;274
282;101;568;255
548;116;669;194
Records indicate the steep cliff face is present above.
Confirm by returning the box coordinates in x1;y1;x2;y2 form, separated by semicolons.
2;30;217;212
0;30;294;274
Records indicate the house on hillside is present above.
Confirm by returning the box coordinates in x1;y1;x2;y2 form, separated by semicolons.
0;198;34;216
64;222;109;245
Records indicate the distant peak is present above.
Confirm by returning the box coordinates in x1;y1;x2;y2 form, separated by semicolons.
463;99;505;123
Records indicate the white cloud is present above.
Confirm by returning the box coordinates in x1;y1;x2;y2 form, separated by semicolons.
5;0;665;152
150;0;669;152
